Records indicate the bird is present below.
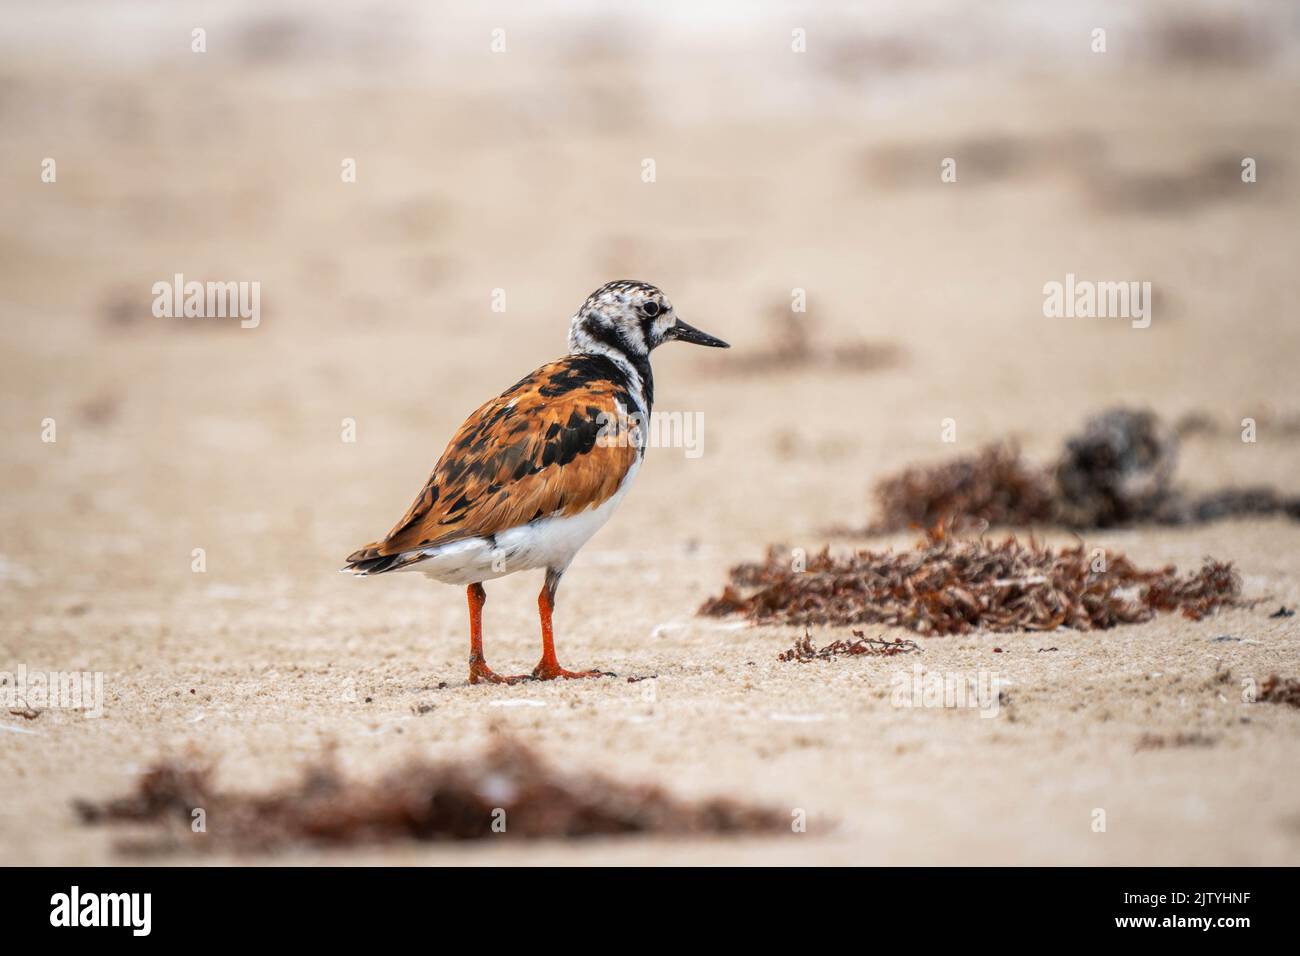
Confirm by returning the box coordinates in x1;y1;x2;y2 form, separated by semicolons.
342;280;730;684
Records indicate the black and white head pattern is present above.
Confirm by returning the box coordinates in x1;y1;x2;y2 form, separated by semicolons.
567;280;676;406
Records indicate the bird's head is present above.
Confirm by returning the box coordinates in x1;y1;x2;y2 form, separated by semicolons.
568;280;730;361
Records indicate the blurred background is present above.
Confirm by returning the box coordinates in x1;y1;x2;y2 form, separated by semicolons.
3;1;1299;864
4;0;1300;572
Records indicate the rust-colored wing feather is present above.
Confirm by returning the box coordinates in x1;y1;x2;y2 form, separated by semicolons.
345;355;639;571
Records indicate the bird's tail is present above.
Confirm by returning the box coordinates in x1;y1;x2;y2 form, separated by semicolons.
340;544;420;576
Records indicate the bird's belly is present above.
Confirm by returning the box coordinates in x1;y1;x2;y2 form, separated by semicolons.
408;478;634;586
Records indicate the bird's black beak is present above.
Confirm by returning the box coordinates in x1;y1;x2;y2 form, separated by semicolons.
667;318;730;348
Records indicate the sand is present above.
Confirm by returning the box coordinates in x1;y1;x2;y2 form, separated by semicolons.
2;1;1299;865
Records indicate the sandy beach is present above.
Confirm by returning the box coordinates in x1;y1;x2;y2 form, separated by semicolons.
2;1;1299;865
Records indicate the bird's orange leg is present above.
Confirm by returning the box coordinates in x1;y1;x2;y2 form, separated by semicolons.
466;583;525;685
531;572;609;681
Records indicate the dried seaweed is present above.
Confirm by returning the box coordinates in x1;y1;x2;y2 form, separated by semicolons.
1258;674;1300;709
711;301;901;376
1053;409;1178;527
778;628;920;662
1177;410;1300;439
1134;731;1216;752
76;739;787;854
700;532;1241;635
867;408;1300;533
868;443;1055;533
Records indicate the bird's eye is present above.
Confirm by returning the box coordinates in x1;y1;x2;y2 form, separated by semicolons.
641;301;660;317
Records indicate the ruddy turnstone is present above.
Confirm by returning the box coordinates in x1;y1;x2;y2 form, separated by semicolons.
343;280;729;684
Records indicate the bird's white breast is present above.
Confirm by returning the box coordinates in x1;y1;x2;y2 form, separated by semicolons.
403;458;641;586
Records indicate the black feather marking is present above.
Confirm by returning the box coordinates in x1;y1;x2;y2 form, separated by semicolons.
581;318;654;409
347;553;404;575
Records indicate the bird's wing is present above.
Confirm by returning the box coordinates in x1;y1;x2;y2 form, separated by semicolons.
345;355;640;568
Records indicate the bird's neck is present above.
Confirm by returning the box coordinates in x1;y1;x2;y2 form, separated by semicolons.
568;326;654;412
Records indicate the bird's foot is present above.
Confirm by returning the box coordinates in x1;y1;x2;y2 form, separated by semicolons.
530;661;614;681
468;659;528;685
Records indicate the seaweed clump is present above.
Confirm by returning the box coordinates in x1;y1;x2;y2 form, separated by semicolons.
1258;674;1300;709
76;739;788;854
869;443;1055;533
867;408;1300;533
778;629;920;662
700;532;1241;635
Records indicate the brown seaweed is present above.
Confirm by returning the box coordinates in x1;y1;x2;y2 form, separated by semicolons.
76;739;788;854
701;531;1241;635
